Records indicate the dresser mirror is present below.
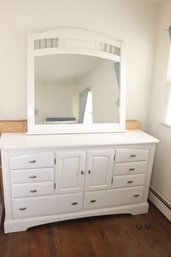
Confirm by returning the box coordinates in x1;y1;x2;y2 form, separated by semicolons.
27;28;126;134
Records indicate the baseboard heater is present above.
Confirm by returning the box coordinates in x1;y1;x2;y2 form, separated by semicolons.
149;186;171;221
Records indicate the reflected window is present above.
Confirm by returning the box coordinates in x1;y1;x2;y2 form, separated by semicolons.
83;91;93;124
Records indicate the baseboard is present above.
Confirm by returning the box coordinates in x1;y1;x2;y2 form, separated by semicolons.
149;186;171;221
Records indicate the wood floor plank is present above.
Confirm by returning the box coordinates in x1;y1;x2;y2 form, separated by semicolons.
0;203;171;257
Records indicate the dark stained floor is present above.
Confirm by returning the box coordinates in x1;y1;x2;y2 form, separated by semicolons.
0;202;171;257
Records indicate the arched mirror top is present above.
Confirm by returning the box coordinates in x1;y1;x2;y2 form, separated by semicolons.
27;27;126;134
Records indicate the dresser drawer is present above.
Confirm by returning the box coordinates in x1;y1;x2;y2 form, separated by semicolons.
115;148;149;163
11;182;54;198
12;193;83;218
10;152;54;170
84;187;143;210
112;174;145;188
114;161;148;175
11;168;54;184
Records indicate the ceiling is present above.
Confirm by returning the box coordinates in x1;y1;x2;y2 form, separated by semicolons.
35;54;105;85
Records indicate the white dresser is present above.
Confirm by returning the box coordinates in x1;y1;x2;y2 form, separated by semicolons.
0;131;158;233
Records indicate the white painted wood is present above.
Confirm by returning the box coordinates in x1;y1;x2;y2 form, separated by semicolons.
119;41;126;132
0;131;158;233
11;168;54;184
12;193;83;219
56;150;85;193
34;47;121;62
1;149;13;221
11;182;54;198
141;144;156;202
27;124;124;135
84;187;144;210
27;27;126;134
63;38;96;49
0;131;159;149
4;202;149;233
112;174;146;188
114;161;148;175
85;149;114;191
10;152;54;169
115;148;149;163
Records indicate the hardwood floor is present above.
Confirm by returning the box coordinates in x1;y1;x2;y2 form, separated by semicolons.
0;202;171;257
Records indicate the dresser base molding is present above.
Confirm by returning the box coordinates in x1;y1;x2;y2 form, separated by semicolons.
4;202;149;233
149;186;171;222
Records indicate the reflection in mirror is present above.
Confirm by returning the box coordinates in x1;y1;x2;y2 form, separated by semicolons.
34;54;120;125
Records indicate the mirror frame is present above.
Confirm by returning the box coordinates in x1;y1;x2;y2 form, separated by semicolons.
27;28;126;134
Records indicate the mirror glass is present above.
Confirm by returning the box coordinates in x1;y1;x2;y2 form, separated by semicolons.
34;54;120;125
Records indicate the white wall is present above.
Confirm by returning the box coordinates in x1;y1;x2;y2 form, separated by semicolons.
76;60;119;123
35;84;75;123
148;0;171;202
0;0;159;130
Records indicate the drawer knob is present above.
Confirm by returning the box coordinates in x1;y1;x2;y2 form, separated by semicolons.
30;189;37;193
90;200;96;203
29;160;37;163
29;175;37;179
81;171;84;175
71;202;78;205
127;180;133;184
130;154;136;158
134;194;140;198
19;207;26;211
88;170;91;174
129;168;135;171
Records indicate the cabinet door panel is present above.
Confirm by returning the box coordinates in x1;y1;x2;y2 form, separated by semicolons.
85;149;114;191
56;150;85;193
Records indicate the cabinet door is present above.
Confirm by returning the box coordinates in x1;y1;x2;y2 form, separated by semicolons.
56;150;85;193
85;149;114;191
